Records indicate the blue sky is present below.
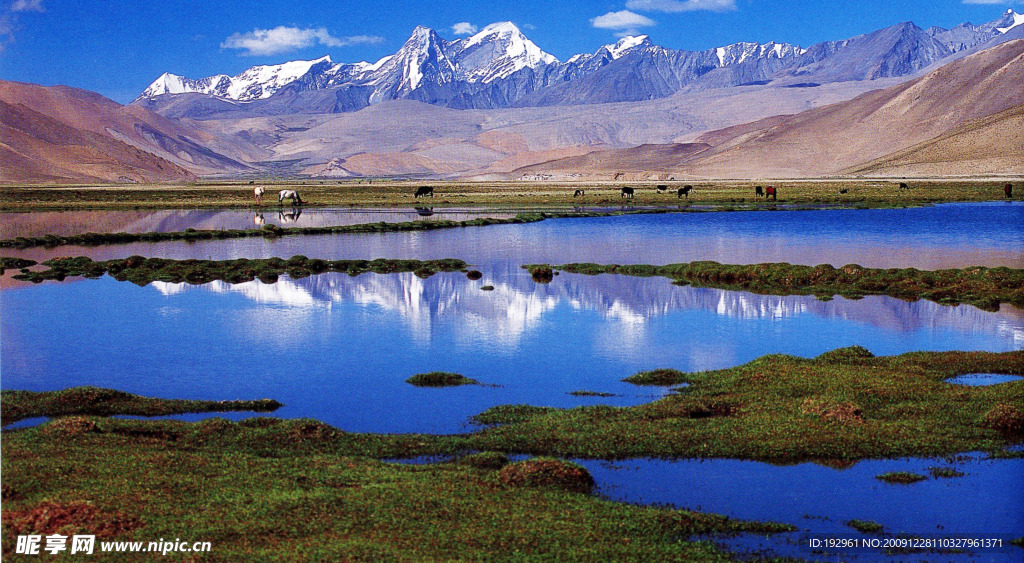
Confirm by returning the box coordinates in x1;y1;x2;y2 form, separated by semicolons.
0;0;1019;103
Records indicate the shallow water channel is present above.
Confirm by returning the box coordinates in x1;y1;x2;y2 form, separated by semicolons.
2;202;1023;561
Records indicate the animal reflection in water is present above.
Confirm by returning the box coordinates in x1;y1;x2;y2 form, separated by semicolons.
253;212;266;226
254;186;265;203
278;189;303;205
278;208;302;224
414;206;434;217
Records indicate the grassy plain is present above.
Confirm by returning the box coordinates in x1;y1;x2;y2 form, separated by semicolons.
0;178;1018;211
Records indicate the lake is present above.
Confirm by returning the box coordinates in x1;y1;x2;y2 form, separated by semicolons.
2;201;1022;561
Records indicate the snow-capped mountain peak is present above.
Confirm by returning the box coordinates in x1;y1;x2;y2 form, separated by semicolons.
451;21;557;83
606;35;650;59
995;10;1024;33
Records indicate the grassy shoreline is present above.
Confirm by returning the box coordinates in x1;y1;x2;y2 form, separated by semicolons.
6;256;469;285
526;261;1024;311
1;425;793;561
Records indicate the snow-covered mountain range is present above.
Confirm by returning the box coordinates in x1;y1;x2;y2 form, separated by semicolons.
137;9;1022;114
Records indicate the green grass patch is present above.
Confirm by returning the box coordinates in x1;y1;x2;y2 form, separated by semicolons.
466;348;1024;461
0;387;280;427
875;472;928;484
845;519;884;533
8;256;468;285
569;390;617;397
624;368;692;386
405;372;479;387
927;467;965;478
535;261;1024;311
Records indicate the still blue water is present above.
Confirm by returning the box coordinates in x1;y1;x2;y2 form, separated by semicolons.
2;268;1021;434
5;202;1023;269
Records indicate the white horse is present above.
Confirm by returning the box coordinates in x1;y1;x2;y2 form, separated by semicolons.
279;189;303;205
254;186;265;203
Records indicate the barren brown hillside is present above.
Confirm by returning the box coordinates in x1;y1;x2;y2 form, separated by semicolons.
0;81;258;183
843;103;1024;177
513;40;1024;179
682;39;1024;177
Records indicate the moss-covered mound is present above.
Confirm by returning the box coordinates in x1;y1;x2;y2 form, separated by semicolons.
498;458;595;494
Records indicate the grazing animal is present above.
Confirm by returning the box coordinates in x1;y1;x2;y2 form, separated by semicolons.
248;180;254;185
278;189;303;205
899;182;910;190
677;186;693;199
620;187;635;199
755;186;764;198
1005;183;1013;198
656;185;668;194
254;186;265;203
414;186;434;199
839;188;849;194
765;186;777;201
573;189;586;198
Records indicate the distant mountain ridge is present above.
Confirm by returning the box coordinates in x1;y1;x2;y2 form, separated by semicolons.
136;9;1022;115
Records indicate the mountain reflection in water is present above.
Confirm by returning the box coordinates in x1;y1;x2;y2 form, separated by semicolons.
150;269;1024;352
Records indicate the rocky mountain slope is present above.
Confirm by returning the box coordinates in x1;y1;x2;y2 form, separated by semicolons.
135;10;1023;117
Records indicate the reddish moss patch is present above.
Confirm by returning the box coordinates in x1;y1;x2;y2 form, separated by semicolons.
3;502;143;538
983;404;1024;433
289;420;341;441
801;399;864;423
40;416;98;436
498;458;594;494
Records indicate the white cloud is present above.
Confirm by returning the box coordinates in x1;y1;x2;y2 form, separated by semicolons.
451;22;478;35
626;0;737;13
221;26;384;56
590;10;656;37
11;0;44;12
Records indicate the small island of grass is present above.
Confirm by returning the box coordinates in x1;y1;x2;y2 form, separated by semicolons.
875;471;928;484
845;519;885;533
405;372;479;387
